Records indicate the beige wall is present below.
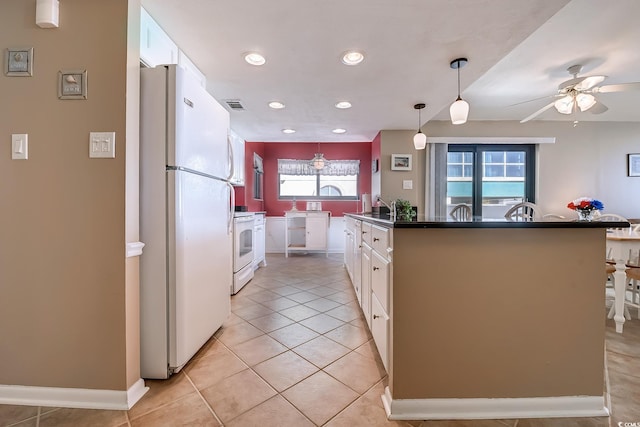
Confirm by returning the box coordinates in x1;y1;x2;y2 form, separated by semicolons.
0;0;135;390
378;130;425;208
378;121;640;218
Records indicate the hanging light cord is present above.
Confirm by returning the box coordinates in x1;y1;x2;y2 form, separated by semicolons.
456;60;462;100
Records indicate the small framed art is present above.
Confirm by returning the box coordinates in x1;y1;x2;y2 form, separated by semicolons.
391;154;412;171
5;47;33;76
628;153;640;177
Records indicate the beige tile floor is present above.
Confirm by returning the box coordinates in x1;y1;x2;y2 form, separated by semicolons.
2;253;639;426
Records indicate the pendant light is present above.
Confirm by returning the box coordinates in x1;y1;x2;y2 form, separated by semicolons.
310;142;330;170
413;103;427;150
449;58;469;125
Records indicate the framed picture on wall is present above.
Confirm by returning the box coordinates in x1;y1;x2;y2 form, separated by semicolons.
391;154;412;171
628;153;640;177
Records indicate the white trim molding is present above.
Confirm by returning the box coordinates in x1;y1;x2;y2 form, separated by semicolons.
126;241;145;258
427;136;556;144
382;387;608;420
0;379;148;410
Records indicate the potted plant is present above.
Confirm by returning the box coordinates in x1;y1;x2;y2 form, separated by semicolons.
395;199;416;221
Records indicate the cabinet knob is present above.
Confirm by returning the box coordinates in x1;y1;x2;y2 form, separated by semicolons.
373;314;380;319
373;266;379;271
373;237;379;242
362;231;367;234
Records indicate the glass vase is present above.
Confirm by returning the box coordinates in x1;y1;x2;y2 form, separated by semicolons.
576;209;595;221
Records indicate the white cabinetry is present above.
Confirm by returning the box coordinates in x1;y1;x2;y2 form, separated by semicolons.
344;217;362;304
284;211;329;257
350;219;392;371
253;213;266;269
178;50;206;88
140;8;178;68
229;130;245;186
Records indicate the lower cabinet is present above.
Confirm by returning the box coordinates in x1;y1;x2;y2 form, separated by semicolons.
354;219;391;371
361;242;372;329
371;292;390;371
253;213;266;269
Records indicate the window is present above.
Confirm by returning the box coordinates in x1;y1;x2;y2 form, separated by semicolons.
253;153;263;200
446;144;535;219
278;159;359;200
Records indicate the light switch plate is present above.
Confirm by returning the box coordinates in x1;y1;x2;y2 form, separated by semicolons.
12;134;28;160
403;180;413;190
89;132;115;158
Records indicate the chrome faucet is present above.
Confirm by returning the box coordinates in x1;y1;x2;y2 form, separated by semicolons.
376;196;396;221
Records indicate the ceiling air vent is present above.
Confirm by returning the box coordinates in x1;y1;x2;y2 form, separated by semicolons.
223;99;245;111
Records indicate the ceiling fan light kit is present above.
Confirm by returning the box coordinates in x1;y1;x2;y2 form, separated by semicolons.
413;103;427;150
449;58;469;125
520;63;640;123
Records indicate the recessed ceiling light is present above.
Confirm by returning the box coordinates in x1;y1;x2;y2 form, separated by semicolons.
268;101;285;109
282;128;296;134
335;101;352;109
341;51;364;66
244;52;266;66
332;128;347;134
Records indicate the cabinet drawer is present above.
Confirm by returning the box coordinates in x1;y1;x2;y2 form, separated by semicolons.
371;292;389;371
361;222;372;246
371;250;389;313
254;213;265;226
371;224;390;255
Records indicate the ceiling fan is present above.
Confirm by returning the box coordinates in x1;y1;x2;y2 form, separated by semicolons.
520;64;640;123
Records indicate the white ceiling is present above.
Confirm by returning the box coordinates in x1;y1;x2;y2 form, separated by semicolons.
140;0;640;142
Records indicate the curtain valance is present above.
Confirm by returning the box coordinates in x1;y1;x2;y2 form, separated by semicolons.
277;159;360;176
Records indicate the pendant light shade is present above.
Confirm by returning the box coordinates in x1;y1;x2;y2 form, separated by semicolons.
413;103;427;150
449;97;470;125
449;58;469;125
310;153;328;170
310;142;330;170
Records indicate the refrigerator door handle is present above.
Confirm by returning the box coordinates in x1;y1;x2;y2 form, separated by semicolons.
227;133;234;182
227;181;235;234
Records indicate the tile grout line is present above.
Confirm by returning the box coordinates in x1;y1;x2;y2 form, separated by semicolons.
212;336;317;426
182;369;226;426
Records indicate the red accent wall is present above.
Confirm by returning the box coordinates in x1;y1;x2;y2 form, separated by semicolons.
238;141;371;217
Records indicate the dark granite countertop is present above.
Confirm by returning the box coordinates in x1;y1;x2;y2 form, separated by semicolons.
344;213;629;229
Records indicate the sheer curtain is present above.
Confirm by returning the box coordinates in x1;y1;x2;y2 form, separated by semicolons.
424;143;448;218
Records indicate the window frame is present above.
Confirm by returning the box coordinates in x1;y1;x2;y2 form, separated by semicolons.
277;170;360;201
447;144;536;217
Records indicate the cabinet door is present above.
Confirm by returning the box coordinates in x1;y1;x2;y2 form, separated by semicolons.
371;250;390;313
229;130;245;186
371;292;389;371
253;224;265;266
361;243;372;328
305;216;327;249
344;228;354;283
354;221;362;302
140;8;178;67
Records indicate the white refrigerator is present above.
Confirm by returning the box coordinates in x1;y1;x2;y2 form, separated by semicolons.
140;64;233;379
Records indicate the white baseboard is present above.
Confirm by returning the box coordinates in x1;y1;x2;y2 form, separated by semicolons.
0;378;149;410
382;387;609;420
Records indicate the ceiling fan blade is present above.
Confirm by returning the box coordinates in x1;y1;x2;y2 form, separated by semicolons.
574;75;606;91
594;82;640;93
589;101;608;114
520;101;556;123
508;94;557;107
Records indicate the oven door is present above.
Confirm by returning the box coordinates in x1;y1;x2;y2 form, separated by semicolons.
233;215;255;272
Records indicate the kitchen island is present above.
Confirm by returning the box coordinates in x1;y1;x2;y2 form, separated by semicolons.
344;214;627;421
